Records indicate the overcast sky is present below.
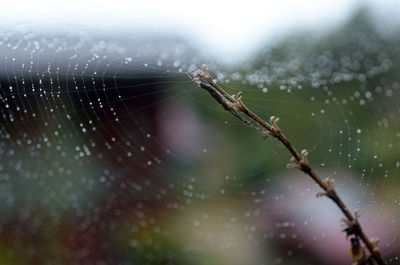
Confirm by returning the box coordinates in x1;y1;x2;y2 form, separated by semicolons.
2;0;400;61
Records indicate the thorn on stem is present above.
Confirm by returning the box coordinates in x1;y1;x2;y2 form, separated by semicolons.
287;163;298;170
263;130;271;138
233;92;247;112
202;64;209;75
355;210;361;219
325;177;335;187
370;238;381;254
269;116;280;125
301;149;309;158
348;237;364;263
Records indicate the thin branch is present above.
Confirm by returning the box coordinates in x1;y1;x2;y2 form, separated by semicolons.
189;65;386;265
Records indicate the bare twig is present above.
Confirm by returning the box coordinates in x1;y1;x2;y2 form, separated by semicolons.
189;65;386;265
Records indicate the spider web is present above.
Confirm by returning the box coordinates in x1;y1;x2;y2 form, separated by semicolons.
0;13;399;265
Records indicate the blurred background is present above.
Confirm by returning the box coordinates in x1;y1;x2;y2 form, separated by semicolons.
0;0;399;264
